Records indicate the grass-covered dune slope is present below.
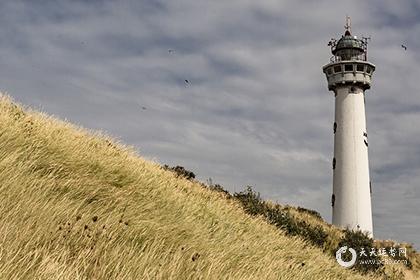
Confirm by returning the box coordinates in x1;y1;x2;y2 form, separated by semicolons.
0;94;413;279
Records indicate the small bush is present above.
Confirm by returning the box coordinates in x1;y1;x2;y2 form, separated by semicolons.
337;229;383;274
296;220;328;247
234;187;327;248
204;178;232;198
163;165;195;180
208;184;231;197
233;186;267;216
296;206;322;220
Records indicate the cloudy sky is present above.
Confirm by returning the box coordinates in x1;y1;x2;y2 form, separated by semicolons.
1;0;419;248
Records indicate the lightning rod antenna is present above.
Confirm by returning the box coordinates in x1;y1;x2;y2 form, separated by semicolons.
344;15;352;34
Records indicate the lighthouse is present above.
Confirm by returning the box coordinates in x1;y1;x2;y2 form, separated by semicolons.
322;18;375;237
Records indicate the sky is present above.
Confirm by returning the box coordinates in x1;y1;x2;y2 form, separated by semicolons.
0;0;419;248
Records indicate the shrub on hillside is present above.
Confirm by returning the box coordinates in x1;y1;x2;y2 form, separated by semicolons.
204;178;232;197
163;165;195;180
296;206;323;220
234;187;327;247
233;186;268;216
208;183;231;197
267;206;327;247
337;229;383;274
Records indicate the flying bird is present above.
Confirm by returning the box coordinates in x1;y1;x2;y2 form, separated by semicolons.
401;44;407;50
168;49;175;54
184;79;190;85
141;106;147;110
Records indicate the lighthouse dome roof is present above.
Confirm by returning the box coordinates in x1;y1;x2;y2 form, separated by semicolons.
332;31;364;55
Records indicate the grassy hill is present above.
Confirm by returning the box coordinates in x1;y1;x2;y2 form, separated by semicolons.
0;94;417;279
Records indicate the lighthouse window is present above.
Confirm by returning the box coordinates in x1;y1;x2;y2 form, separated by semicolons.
331;194;335;207
333;122;337;134
332;158;336;169
333;65;342;73
366;66;372;74
327;68;332;75
363;132;368;147
344;64;353;72
357;64;365;72
364;140;369;147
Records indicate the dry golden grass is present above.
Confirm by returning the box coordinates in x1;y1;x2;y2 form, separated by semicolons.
0;94;391;279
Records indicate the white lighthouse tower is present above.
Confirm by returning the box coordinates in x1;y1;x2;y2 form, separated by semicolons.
322;18;375;237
